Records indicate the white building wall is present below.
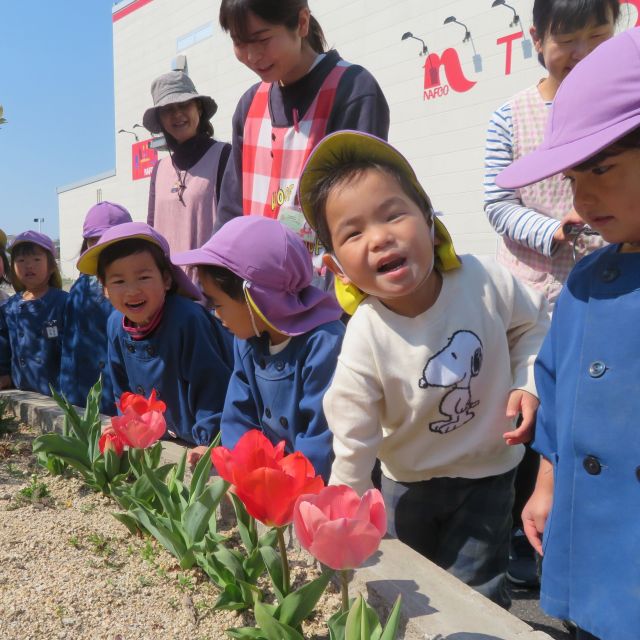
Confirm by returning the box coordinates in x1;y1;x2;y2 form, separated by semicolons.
58;0;639;278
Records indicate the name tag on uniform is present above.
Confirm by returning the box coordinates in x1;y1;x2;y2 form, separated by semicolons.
44;321;59;339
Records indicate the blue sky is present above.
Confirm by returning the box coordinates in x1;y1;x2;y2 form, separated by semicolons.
0;1;115;240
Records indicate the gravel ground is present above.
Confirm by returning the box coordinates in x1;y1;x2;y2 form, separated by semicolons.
0;422;342;640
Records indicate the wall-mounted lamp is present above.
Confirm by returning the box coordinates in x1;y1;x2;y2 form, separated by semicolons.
118;128;139;142
443;16;482;72
443;16;471;43
490;0;533;59
401;31;428;56
491;0;520;28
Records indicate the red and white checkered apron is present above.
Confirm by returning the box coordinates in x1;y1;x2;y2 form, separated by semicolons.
242;61;349;218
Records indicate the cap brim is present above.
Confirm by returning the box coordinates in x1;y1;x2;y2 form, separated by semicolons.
497;115;640;189
299;131;461;272
77;234;201;301
171;247;225;269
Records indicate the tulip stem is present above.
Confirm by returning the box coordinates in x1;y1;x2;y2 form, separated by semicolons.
340;570;350;613
276;527;290;595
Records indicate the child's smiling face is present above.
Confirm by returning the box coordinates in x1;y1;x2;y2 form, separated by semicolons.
103;250;171;326
13;246;53;295
564;148;640;245
324;168;441;317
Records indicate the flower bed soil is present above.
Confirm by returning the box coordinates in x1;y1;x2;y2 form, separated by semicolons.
0;422;343;640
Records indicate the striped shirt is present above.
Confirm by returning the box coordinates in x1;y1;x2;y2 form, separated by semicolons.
483;100;561;258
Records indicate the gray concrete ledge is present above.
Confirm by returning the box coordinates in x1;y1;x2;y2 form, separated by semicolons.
1;389;552;640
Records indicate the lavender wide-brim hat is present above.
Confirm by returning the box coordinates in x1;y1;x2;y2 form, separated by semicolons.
10;230;63;290
83;202;133;239
498;28;640;189
142;71;218;134
77;222;202;301
172;216;343;336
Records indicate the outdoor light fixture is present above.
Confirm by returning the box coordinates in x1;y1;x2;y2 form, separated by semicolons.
33;217;44;233
491;0;521;27
118;128;139;142
443;16;483;72
443;16;471;43
491;0;533;59
401;31;428;56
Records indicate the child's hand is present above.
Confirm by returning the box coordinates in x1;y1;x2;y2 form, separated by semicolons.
522;483;553;555
503;389;538;445
0;374;13;390
187;445;209;469
522;457;554;555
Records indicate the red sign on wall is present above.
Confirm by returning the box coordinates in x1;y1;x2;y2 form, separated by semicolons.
132;139;158;181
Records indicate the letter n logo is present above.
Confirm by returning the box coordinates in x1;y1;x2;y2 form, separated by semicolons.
423;48;476;94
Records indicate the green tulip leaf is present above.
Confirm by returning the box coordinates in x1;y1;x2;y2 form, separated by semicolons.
254;601;304;640
214;583;251;611
225;627;268;639
129;505;187;560
33;433;92;471
260;544;286;602
183;477;227;545
49;387;88;444
275;569;333;627
378;595;403;640
142;460;180;520
327;609;349;640
230;493;259;553
104;448;121;480
111;511;144;536
189;441;216;502
344;595;382;640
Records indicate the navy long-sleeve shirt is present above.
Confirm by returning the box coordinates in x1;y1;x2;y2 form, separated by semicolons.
107;293;234;445
0;287;68;395
60;274;116;415
221;320;345;481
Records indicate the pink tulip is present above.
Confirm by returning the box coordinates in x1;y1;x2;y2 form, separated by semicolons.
110;408;166;449
293;484;387;570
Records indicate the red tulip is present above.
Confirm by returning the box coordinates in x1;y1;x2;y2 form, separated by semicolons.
211;430;324;527
98;426;125;456
293;485;386;570
110;408;166;449
119;389;166;415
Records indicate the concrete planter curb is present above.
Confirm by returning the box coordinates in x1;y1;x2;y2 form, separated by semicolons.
1;389;552;640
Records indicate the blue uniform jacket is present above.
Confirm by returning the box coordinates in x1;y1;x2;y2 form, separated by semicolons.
533;244;640;640
0;288;68;395
107;293;234;445
60;275;116;415
221;320;345;481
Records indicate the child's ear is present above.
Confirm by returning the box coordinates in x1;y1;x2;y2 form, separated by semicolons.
323;254;352;285
163;271;172;291
530;26;542;53
102;285;110;301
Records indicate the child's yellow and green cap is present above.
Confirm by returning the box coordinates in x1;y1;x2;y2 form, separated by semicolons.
298;131;461;314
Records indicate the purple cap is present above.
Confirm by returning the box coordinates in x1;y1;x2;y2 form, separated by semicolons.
10;230;62;290
498;28;640;189
83;202;133;239
172;216;343;336
76;222;202;301
11;230;56;256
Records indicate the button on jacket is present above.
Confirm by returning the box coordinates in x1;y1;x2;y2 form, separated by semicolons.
533;244;640;640
60;275;116;415
221;320;345;481
0;288;68;395
107;294;233;445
